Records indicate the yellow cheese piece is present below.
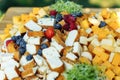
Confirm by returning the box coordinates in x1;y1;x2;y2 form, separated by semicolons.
101;8;110;19
92;55;103;65
81;19;89;29
100;52;109;62
32;8;40;15
102;61;113;69
4;24;13;33
112;53;120;66
113;66;120;75
79;56;91;64
115;76;120;80
93;46;105;56
105;69;115;80
13;16;21;24
18;25;27;33
0;34;10;41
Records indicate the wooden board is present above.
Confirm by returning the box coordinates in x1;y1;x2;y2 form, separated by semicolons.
1;7;120;34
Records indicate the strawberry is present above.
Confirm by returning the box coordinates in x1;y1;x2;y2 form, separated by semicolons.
49;10;57;16
6;40;13;46
44;27;54;40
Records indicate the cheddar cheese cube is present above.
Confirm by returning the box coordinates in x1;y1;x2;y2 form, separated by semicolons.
13;16;21;24
100;52;109;62
113;66;120;75
112;53;120;66
81;19;89;29
32;8;40;15
115;76;120;80
102;61;113;69
105;69;115;80
92;55;103;65
101;8;110;19
92;46;105;56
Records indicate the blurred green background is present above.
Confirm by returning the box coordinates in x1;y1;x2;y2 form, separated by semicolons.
0;0;120;19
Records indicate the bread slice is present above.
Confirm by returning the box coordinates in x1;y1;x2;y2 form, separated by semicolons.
56;74;65;80
1;59;19;70
21;67;38;78
25;76;39;80
4;67;19;80
23;60;36;70
0;70;6;80
26;44;37;55
12;77;21;80
66;52;78;61
33;55;44;66
46;57;64;73
73;42;82;56
28;31;44;37
42;47;60;59
25;20;42;31
51;38;64;53
46;71;59;80
65;30;78;46
27;37;41;45
7;41;17;53
0;53;13;62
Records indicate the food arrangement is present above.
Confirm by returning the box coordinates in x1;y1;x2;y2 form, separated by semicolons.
1;0;120;80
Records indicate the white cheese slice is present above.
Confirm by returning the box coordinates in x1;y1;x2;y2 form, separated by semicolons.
47;72;59;80
27;37;40;45
38;66;48;74
65;30;78;46
91;38;100;47
81;52;92;61
38;8;47;18
88;17;100;26
63;61;73;70
38;18;55;26
42;47;60;58
86;28;92;34
23;33;29;42
4;67;19;80
0;53;13;62
51;38;64;52
26;44;36;55
25;20;42;31
66;52;77;61
101;39;113;46
0;70;5;80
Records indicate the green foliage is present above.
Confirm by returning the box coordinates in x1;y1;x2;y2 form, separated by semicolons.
64;63;106;80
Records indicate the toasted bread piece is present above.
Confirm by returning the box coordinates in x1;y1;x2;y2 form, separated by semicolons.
25;75;39;80
65;30;78;46
56;74;65;80
23;60;36;70
4;67;19;80
26;44;37;55
12;77;21;80
7;41;17;53
25;20;42;31
27;37;41;45
47;71;59;80
28;31;44;37
0;70;6;80
66;52;78;61
62;46;72;56
13;51;21;61
47;57;64;73
21;67;37;78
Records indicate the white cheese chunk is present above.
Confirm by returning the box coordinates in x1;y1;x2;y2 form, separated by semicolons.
81;52;92;61
42;47;60;58
47;57;63;69
101;39;113;46
91;38;100;47
23;33;29;42
66;52;77;61
47;72;59;80
86;28;92;34
38;18;55;26
79;36;88;45
25;20;42;31
4;67;18;80
38;8;47;18
88;17;100;26
63;61;73;70
27;37;40;45
0;53;13;62
0;70;5;80
51;38;64;52
73;42;82;56
15;31;21;36
38;66;48;74
114;47;120;53
65;30;78;46
109;52;115;63
26;44;36;55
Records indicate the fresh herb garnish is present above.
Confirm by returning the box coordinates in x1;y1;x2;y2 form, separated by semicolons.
50;0;82;14
64;63;106;80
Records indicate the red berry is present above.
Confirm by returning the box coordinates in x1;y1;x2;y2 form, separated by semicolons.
69;23;77;31
63;15;71;23
49;10;57;16
63;23;70;31
45;27;54;39
6;40;13;46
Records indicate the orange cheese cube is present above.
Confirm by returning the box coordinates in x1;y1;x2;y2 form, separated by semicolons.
92;56;103;65
112;53;120;66
102;61;113;69
101;9;110;19
93;46;105;56
32;8;40;15
100;52;109;62
105;69;115;80
113;66;120;75
13;16;21;24
81;19;89;29
115;76;120;80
